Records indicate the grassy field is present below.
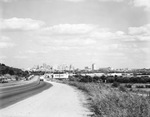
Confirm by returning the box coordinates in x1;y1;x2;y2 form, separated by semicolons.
64;81;150;117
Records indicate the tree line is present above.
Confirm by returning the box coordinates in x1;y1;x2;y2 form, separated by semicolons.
0;63;29;77
70;74;150;83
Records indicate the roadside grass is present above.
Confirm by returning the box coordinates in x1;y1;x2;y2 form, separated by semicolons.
65;81;150;117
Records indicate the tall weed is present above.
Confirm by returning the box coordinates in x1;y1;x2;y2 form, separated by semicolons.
68;82;150;117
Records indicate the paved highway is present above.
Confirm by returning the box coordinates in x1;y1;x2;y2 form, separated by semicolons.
0;76;52;109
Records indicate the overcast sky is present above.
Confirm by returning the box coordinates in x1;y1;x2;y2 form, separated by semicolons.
0;0;150;69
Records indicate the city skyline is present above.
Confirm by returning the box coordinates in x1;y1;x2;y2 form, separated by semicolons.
26;63;150;71
0;0;150;69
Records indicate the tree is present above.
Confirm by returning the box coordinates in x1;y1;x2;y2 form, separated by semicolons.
8;69;15;75
101;75;106;83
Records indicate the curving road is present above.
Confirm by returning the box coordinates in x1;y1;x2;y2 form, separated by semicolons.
0;76;52;109
0;81;93;117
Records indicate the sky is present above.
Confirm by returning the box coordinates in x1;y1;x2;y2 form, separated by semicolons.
0;0;150;69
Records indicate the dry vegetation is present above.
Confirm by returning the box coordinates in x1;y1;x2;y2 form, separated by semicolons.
67;81;150;117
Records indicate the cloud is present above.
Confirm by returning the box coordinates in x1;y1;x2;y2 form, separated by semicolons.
132;0;150;11
0;36;10;41
90;29;128;42
0;0;26;2
0;56;6;59
63;0;85;2
89;24;150;43
26;50;48;54
128;24;150;35
35;23;149;55
0;17;45;31
41;24;96;35
64;0;123;2
48;46;73;50
0;0;122;2
1;0;85;3
90;31;117;39
128;24;150;41
0;36;15;48
37;37;96;49
14;55;28;59
1;0;150;11
0;56;6;63
0;0;11;2
0;42;14;48
64;0;150;11
98;0;123;2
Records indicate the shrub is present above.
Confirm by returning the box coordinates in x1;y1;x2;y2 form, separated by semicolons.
116;77;130;83
106;76;115;83
145;85;150;88
136;85;145;88
125;84;132;88
112;82;120;87
69;76;80;81
105;76;150;83
79;75;93;83
119;85;127;92
92;76;100;82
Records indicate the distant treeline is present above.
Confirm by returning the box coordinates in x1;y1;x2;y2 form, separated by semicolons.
70;75;150;83
74;69;150;75
0;63;29;77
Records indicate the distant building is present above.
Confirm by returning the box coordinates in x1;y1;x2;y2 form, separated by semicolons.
45;73;69;79
85;66;91;71
30;64;53;72
53;73;69;79
98;67;112;72
92;63;95;71
69;64;74;71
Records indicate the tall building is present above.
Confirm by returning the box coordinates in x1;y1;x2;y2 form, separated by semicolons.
92;63;95;71
69;64;74;71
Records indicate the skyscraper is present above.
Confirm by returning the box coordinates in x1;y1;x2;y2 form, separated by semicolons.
92;63;95;71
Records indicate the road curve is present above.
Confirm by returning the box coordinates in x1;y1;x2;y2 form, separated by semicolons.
0;76;40;98
0;81;93;117
0;76;52;109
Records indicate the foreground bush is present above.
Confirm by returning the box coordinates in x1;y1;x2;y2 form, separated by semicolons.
124;84;132;88
118;85;127;92
68;82;150;117
112;82;120;87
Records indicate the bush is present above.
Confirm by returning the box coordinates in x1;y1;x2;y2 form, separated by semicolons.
79;75;93;83
105;76;150;83
145;85;150;88
136;85;145;88
112;82;120;87
69;76;79;81
116;77;130;83
125;84;132;88
92;76;100;82
119;85;127;92
106;76;115;83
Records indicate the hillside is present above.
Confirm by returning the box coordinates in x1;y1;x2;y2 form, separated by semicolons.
0;63;29;77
